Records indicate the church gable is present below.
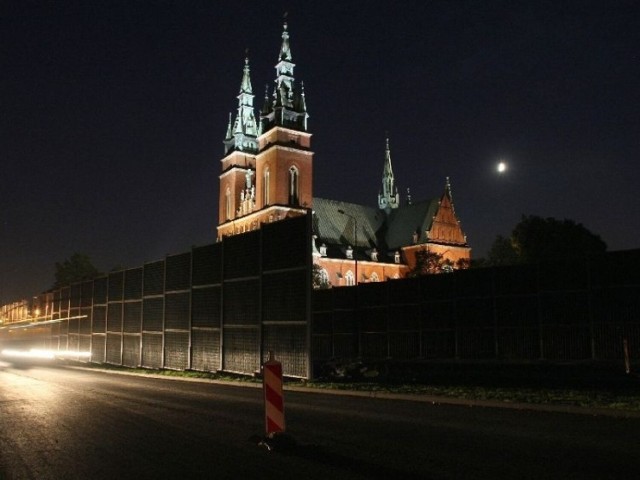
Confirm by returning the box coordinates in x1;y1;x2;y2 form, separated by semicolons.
427;192;467;245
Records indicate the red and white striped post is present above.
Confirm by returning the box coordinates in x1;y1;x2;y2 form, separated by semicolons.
263;351;285;436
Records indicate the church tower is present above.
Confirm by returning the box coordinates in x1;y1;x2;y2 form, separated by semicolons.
217;22;313;239
218;57;259;228
378;137;400;212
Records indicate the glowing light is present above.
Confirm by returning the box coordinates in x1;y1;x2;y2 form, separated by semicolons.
0;349;91;360
497;161;507;173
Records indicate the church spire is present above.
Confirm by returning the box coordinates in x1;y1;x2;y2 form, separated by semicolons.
224;56;259;155
378;136;400;212
260;21;309;133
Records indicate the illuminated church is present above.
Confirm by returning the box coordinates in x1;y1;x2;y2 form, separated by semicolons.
217;23;470;287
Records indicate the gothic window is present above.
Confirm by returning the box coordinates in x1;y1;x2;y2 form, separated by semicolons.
289;166;299;205
263;168;270;206
225;187;231;220
370;272;379;282
320;268;329;286
345;270;355;286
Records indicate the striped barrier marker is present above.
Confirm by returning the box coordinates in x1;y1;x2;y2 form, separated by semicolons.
263;351;285;436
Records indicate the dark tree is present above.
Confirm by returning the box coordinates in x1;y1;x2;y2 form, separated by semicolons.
53;253;102;289
485;215;607;266
512;215;607;263
486;234;519;266
409;249;447;276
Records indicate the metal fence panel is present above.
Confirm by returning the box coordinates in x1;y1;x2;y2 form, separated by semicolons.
360;307;386;333
262;324;307;378
191;329;220;372
106;303;122;332
262;270;307;323
142;297;163;332
93;277;108;304
92;305;106;333
106;333;122;364
222;327;259;374
166;253;191;292
141;333;163;368
80;308;92;334
261;215;309;271
361;332;387;359
79;335;91;355
91;334;106;363
143;261;165;296
123;335;140;367
192;243;221;286
108;272;124;301
165;292;190;330
223;231;260;279
540;324;591;360
389;331;420;359
358;282;388;307
457;327;496;359
123;301;142;333
81;281;93;307
223;280;259;326
497;327;540;359
164;331;189;370
124;268;143;300
422;330;455;359
191;287;221;329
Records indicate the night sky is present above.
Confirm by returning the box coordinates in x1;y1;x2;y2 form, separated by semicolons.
2;1;639;303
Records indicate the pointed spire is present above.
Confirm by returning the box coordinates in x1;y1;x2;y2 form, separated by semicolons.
240;56;252;94
279;21;292;61
224;56;259;155
378;136;400;212
260;21;309;133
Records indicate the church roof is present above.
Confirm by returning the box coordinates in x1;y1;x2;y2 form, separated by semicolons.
385;198;440;249
312;196;444;262
312;198;384;249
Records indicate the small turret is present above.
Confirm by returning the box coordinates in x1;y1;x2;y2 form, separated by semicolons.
378;137;400;213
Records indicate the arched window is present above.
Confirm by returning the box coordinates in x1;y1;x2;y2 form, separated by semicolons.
320;268;329;287
345;270;355;286
289;166;299;205
225;187;231;220
370;272;379;282
263;167;270;206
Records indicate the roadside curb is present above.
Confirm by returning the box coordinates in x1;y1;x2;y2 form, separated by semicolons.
65;365;640;419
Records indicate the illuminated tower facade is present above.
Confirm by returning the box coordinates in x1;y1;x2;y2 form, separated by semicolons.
217;22;313;239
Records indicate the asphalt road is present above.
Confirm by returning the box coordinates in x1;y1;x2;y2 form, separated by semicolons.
0;363;638;480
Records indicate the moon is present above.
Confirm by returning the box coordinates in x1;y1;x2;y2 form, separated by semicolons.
497;161;507;173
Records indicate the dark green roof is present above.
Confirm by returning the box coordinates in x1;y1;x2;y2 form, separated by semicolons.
385;198;440;249
312;197;441;262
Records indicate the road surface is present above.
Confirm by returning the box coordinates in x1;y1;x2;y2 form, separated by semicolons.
0;362;638;479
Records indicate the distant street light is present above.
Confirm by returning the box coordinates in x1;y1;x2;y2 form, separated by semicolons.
337;209;358;286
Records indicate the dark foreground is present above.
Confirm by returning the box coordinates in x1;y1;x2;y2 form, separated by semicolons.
1;363;638;480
